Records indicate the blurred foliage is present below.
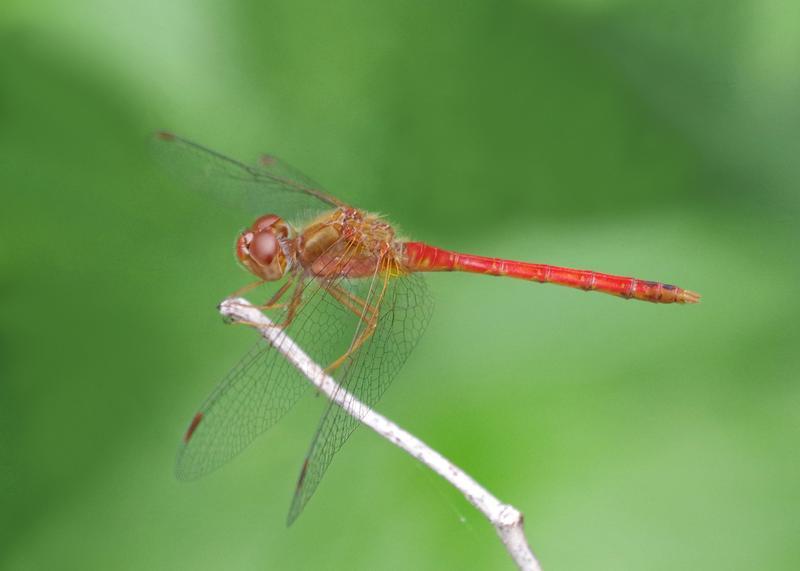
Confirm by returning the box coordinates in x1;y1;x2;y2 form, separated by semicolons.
1;0;798;569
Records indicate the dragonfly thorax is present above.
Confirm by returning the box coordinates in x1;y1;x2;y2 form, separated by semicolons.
297;208;401;278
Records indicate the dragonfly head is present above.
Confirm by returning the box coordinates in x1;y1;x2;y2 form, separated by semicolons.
236;214;294;281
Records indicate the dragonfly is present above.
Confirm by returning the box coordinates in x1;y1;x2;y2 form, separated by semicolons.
156;132;700;525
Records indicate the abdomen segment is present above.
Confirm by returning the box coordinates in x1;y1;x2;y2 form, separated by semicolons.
402;242;700;304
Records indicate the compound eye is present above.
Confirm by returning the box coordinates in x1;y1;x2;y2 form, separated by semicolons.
253;214;281;233
253;213;290;238
250;231;280;266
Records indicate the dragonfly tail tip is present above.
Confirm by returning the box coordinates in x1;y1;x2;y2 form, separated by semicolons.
680;289;701;304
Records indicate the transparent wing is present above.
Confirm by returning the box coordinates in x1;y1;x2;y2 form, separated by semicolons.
153;132;346;224
175;236;376;480
176;275;351;480
176;232;433;522
287;269;434;524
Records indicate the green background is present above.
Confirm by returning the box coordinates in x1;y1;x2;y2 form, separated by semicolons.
2;0;798;569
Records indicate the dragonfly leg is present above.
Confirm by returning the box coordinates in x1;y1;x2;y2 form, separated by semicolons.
227;279;266;299
253;275;297;311
271;278;304;329
325;283;379;323
230;276;304;329
323;271;389;373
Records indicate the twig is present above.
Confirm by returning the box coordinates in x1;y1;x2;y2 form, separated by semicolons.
219;297;543;571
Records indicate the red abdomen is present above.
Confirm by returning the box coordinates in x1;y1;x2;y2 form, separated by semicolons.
402;242;699;304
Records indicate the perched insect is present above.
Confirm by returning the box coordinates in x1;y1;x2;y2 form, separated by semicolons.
156;132;699;524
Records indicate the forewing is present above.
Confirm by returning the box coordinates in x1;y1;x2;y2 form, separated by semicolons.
286;270;434;524
153;132;345;224
176;275;355;480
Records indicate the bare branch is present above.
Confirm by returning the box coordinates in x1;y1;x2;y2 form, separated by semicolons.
219;297;543;571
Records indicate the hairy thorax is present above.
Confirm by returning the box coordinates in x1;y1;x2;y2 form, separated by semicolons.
295;207;403;278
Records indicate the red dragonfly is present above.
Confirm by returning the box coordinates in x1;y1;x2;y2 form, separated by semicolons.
156;132;699;525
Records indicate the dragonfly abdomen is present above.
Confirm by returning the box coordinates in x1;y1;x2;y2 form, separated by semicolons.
402;242;699;304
